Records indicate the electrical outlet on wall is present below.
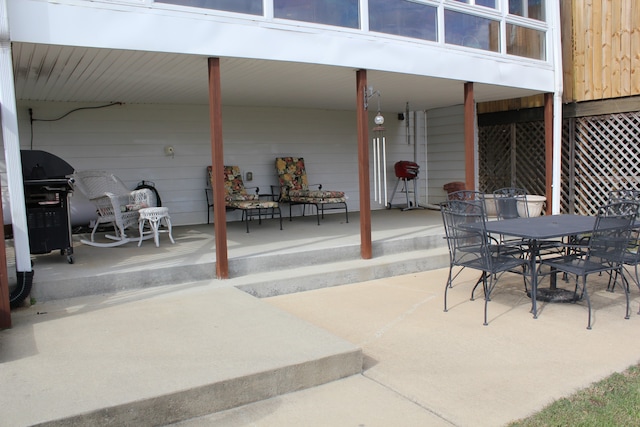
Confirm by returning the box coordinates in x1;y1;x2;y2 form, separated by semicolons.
245;172;253;181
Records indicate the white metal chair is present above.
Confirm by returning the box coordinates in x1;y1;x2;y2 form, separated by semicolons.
71;170;155;247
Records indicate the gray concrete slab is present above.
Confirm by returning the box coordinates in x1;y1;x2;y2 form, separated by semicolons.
0;283;361;426
7;208;640;426
12;208;446;303
209;267;640;427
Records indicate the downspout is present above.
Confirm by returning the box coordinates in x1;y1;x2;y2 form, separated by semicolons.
550;0;563;214
0;1;33;294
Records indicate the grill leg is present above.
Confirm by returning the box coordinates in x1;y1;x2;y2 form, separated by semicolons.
387;178;402;209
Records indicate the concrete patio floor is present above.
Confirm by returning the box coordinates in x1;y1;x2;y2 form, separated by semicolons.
180;268;640;427
11;207;448;303
2;208;640;426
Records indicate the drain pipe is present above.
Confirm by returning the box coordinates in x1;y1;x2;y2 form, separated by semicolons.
550;0;563;214
1;0;34;307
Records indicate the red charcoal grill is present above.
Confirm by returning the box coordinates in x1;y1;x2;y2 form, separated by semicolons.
387;161;424;211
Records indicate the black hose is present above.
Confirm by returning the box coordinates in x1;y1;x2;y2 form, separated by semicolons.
10;271;34;308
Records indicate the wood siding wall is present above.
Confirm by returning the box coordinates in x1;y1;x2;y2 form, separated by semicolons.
479;0;640;114
572;0;640;102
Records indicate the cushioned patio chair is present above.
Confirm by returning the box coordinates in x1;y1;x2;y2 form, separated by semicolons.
72;170;155;247
210;165;282;233
275;157;348;225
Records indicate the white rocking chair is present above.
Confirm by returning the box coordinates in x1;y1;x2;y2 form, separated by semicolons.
71;170;156;247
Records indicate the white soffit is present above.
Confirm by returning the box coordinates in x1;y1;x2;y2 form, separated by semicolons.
12;43;543;112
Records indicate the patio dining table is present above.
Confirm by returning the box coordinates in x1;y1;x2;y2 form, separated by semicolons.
481;214;598;318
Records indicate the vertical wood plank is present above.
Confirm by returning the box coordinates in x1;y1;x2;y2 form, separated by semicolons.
561;0;575;103
601;0;612;98
356;69;372;259
573;0;586;100
611;0;622;97
632;0;640;93
208;57;229;279
620;0;632;96
583;0;594;100
464;82;475;191
591;0;603;99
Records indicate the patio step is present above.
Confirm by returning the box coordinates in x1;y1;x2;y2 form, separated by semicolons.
28;232;448;302
2;286;363;426
231;246;450;298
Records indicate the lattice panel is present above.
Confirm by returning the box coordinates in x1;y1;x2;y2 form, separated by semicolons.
573;112;640;215
479;122;547;197
514;121;546;195
478;124;511;192
560;119;571;213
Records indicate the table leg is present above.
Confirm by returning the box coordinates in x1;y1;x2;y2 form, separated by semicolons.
530;240;539;318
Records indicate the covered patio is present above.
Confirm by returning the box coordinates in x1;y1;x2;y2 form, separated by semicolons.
9;207;449;303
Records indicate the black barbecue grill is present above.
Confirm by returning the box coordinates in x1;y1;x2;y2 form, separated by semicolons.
21;150;75;263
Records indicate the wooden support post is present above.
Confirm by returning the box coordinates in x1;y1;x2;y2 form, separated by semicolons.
208;57;229;279
544;92;553;215
464;82;475;191
356;69;372;259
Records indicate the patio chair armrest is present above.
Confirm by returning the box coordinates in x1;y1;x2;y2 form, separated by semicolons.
106;193;147;212
271;184;285;202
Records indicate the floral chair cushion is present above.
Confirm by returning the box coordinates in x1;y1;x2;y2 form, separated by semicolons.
275;157;345;202
208;165;259;203
223;166;259;202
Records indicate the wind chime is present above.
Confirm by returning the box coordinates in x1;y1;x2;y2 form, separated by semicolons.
365;86;387;207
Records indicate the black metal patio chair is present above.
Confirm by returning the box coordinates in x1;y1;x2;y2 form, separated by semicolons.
606;189;640;312
441;200;530;326
540;201;639;329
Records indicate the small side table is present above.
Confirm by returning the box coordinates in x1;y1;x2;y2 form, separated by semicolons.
138;207;175;247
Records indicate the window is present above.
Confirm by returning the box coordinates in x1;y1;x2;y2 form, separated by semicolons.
450;0;496;8
274;0;359;29
369;0;437;41
509;0;544;21
444;10;499;52
506;24;545;60
155;0;263;15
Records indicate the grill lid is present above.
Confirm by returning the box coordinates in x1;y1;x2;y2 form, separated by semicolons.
21;150;75;181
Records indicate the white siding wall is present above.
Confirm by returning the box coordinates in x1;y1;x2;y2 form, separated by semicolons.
3;101;418;226
426;105;466;206
377;111;429;209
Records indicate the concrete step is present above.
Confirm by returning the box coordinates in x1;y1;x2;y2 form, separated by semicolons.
232;246;450;298
30;233;448;302
1;285;362;426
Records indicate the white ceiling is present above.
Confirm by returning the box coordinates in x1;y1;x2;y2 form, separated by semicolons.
12;42;543;113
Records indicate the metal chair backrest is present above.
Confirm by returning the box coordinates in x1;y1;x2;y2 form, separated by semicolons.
447;190;487;216
588;201;639;264
493;187;527;220
607;189;640;203
441;200;489;268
